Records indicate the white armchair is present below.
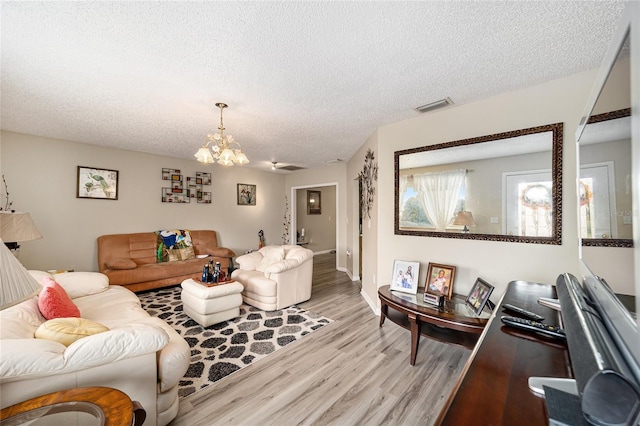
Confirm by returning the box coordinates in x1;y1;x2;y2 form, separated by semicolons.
231;245;314;311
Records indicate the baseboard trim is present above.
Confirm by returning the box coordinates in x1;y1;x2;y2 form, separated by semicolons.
345;270;361;282
360;289;380;316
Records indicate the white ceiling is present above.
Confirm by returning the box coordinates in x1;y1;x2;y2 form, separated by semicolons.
0;1;627;172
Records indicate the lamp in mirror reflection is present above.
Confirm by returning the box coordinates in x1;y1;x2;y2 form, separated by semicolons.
453;211;476;233
0;211;43;256
194;103;249;166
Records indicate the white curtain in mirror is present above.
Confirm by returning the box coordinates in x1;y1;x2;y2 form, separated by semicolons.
414;169;466;231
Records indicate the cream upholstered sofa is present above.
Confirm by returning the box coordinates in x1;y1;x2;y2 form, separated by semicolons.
0;271;190;426
231;245;314;311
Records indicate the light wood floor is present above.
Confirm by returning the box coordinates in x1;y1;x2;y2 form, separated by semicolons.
170;253;470;426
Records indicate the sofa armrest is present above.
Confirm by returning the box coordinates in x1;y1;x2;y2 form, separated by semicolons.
1;324;169;382
201;247;236;258
235;251;263;271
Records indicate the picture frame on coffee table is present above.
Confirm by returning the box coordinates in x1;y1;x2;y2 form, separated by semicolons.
390;260;420;294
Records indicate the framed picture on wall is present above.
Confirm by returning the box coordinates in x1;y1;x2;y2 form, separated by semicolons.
77;166;119;200
307;190;321;214
237;184;256;205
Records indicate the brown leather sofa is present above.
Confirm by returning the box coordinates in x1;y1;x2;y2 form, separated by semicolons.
98;230;235;292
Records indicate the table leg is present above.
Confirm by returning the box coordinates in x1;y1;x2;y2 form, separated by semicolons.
408;314;420;366
379;303;388;327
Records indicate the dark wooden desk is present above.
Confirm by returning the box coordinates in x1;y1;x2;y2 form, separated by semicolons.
437;280;573;425
378;285;490;365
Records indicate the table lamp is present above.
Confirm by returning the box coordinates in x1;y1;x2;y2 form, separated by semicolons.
0;237;42;310
0;211;43;255
453;211;476;233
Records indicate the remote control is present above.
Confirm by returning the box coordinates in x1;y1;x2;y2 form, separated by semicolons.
500;316;566;340
502;303;545;321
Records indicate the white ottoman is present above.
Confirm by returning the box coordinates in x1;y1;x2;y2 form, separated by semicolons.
180;279;244;327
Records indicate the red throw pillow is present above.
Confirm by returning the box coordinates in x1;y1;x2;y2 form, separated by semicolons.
38;277;81;320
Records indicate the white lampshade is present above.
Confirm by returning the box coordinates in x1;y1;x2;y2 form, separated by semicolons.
194;146;215;163
0;212;43;243
219;147;236;163
0;238;42;309
234;151;249;165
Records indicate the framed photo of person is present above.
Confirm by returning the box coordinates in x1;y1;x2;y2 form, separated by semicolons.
425;263;455;299
465;277;495;316
390;260;420;294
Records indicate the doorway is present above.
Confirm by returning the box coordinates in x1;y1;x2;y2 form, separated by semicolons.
290;183;338;271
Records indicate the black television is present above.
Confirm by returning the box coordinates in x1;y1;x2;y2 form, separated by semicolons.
546;2;640;425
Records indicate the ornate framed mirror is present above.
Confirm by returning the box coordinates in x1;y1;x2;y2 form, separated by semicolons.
394;122;563;244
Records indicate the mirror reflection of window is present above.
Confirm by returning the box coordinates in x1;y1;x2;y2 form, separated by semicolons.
518;182;552;237
399;171;466;230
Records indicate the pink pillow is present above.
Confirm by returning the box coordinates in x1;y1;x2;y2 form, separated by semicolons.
38;277;81;320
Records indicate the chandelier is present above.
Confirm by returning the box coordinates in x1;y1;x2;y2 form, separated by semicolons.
194;103;249;166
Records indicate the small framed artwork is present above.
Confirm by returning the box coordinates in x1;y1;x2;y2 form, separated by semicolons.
390;260;420;294
237;184;256;206
77;166;119;200
465;277;495;315
425;263;456;299
307;190;321;214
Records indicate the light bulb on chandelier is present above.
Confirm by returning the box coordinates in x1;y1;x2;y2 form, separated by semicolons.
194;103;249;166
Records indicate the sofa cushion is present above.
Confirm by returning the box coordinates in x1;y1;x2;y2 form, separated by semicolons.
256;246;285;272
38;278;81;320
107;258;137;270
51;272;109;299
35;317;109;346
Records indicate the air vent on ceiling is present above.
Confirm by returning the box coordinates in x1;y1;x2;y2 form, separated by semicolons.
279;165;306;171
415;98;453;113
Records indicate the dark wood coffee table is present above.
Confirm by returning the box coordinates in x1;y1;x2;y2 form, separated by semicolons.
378;285;491;365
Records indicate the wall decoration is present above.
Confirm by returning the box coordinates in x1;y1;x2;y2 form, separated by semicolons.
161;168;211;203
282;195;291;244
77;166;119;200
359;148;378;219
237;184;256;205
307;190;321;214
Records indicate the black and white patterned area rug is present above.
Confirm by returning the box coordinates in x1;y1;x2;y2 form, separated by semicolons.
138;285;333;399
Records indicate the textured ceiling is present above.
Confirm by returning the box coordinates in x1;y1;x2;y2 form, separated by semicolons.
0;1;627;171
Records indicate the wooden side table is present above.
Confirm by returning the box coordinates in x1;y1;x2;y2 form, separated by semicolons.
378;285;491;365
0;387;145;426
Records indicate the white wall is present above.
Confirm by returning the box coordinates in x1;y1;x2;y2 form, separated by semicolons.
367;68;633;307
1;131;286;271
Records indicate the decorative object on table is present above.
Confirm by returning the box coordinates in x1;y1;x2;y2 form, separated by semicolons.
194;102;249;166
465;277;495;316
258;229;265;249
0;211;43;254
0;238;42;310
139;286;332;399
161;168;211;203
77;166;119;200
425;262;456;300
358;148;378;220
237;183;256;205
390;260;420;294
282;195;291;244
453;210;476;233
423;292;445;308
307;190;321;215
